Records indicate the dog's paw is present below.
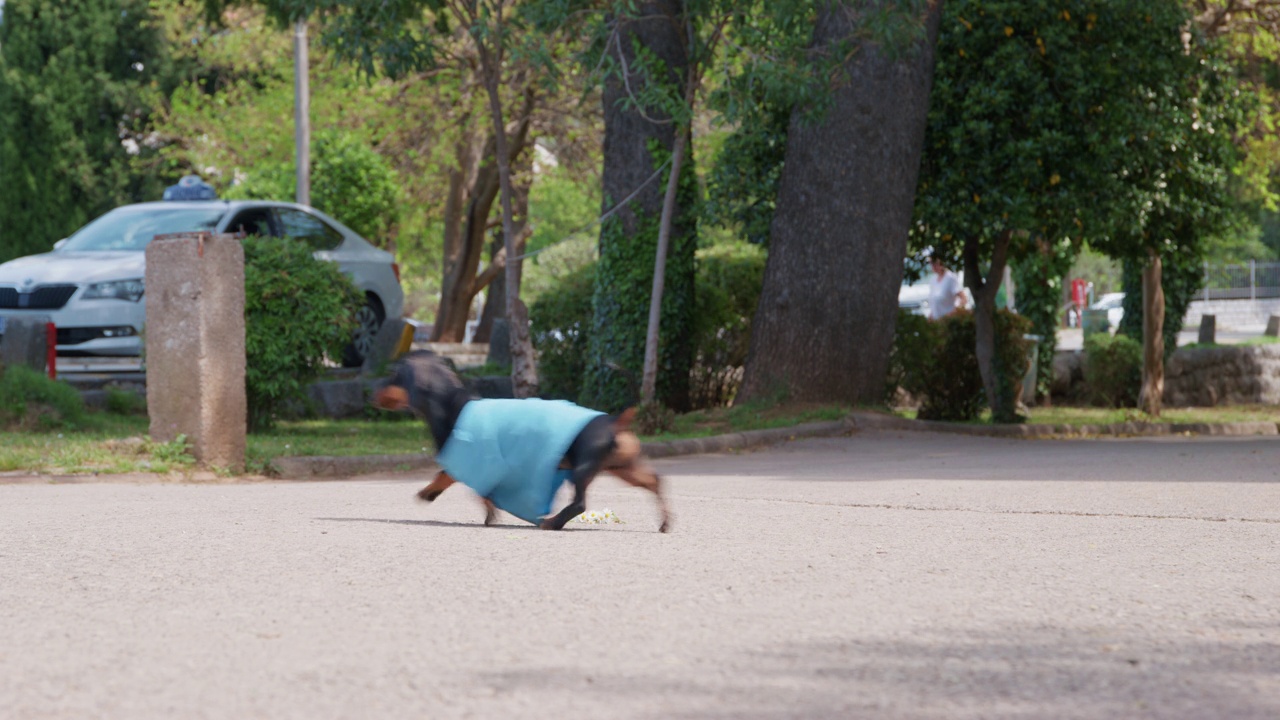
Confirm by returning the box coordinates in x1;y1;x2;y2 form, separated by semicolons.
417;487;441;503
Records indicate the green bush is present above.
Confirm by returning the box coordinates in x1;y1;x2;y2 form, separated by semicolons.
0;365;86;430
243;236;364;431
105;387;147;416
690;242;766;409
529;263;597;402
1084;332;1142;408
530;240;766;410
890;309;1033;422
226;131;401;245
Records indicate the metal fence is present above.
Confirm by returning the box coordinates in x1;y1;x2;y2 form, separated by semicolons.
1202;261;1280;301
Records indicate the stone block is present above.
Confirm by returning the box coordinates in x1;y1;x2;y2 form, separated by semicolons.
145;233;246;470
0;315;51;373
305;379;367;419
1267;314;1280;338
1198;314;1216;345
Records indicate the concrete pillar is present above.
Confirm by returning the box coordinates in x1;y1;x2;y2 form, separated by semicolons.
1198;314;1216;346
145;233;246;470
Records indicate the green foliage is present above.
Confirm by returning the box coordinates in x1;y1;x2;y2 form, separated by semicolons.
583;159;699;413
1084;333;1142;408
105;388;148;416
0;0;167;262
689;241;766;409
889;310;1033;423
529;262;597;403
0;366;88;431
1011;238;1076;399
1116;255;1202;360
224;131;401;244
148;434;194;465
532;238;765;409
242;236;364;431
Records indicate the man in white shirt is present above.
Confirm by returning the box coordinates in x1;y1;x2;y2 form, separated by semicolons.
927;254;964;320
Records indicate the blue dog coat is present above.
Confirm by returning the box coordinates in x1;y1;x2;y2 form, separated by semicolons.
435;399;605;524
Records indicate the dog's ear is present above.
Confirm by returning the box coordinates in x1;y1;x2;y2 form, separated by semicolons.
614;407;637;432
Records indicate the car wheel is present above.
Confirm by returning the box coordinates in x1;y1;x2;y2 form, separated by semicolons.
342;297;385;368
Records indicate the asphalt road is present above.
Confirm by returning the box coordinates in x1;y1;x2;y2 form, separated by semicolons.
2;430;1278;719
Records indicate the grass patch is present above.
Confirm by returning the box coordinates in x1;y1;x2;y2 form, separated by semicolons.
0;415;199;475
1181;336;1279;350
0;401;858;476
1028;405;1279;426
641;401;852;442
892;405;1278;426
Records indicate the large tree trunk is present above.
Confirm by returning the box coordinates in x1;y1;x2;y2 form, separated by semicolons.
583;0;696;412
737;1;943;405
1139;249;1165;415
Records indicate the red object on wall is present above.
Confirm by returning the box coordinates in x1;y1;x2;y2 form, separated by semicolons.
46;322;57;380
1071;278;1088;309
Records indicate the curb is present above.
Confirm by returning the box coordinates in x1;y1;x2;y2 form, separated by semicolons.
269;453;438;480
270;418;857;480
848;411;1280;439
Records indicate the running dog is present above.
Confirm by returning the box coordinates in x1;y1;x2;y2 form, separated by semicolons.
373;350;670;532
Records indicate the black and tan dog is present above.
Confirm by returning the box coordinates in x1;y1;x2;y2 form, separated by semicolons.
373;350;670;532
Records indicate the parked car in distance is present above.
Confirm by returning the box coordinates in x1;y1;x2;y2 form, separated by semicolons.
1089;292;1125;330
0;196;404;367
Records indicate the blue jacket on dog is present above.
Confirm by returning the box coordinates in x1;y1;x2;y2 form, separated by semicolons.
435;398;604;524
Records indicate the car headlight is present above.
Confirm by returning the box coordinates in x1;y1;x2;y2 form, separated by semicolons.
82;279;145;302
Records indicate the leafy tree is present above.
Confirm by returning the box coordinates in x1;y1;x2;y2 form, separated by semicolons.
0;0;166;262
913;0;1237;420
225;130;402;243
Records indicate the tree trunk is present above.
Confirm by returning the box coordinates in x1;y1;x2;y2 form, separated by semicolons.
584;0;696;412
737;1;943;405
432;86;537;343
480;51;538;398
476;164;533;345
1139;249;1165;416
640;103;691;404
964;229;1015;420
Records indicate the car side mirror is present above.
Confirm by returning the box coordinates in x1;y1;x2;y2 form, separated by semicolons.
53;238;67;250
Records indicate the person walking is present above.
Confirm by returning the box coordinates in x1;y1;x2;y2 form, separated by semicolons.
928;254;965;320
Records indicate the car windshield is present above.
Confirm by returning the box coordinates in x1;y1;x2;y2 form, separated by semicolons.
59;206;225;252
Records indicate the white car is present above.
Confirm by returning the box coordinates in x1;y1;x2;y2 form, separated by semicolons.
1089;292;1125;329
0;198;404;366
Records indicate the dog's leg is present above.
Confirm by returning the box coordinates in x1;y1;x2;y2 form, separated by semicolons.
609;463;671;533
417;470;456;502
483;499;497;526
540;421;613;530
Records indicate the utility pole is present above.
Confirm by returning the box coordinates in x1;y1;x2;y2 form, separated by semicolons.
294;20;310;206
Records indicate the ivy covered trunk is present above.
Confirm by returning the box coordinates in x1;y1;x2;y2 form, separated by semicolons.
1011;238;1076;401
1139;250;1166;415
737;1;942;405
582;1;696;413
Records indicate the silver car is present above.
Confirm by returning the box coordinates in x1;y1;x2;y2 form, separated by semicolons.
0;200;403;366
